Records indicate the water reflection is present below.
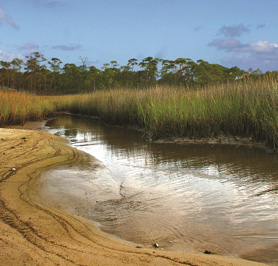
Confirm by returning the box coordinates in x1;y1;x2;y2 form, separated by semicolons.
43;114;278;265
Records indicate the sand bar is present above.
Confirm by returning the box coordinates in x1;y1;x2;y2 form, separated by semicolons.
0;128;269;266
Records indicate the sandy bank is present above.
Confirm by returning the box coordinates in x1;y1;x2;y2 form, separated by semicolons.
0;128;269;266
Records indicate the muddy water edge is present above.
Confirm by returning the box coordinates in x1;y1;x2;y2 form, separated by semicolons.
33;114;278;266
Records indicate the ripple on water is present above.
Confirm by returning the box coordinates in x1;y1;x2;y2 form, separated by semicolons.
41;115;278;265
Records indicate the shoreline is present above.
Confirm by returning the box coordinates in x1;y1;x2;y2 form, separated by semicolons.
153;135;274;152
7;113;275;153
66;113;276;153
0;127;270;265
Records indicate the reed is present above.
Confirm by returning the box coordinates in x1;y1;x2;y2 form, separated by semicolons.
0;91;73;125
1;77;278;148
68;78;278;148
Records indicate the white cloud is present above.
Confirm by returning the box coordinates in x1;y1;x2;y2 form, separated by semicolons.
0;8;19;29
210;39;278;55
0;49;24;62
250;40;278;53
209;39;278;71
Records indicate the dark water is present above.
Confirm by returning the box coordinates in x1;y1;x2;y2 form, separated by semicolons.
41;114;278;265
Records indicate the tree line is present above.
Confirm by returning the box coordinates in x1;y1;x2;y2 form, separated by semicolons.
0;51;277;95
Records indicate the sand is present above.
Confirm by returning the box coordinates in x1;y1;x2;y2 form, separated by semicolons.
0;128;270;266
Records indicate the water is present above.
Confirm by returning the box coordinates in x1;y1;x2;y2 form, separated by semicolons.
39;114;278;265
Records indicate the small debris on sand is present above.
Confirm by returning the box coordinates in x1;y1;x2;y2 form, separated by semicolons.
204;250;212;254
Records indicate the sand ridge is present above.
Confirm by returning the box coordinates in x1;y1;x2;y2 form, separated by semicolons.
0;128;269;265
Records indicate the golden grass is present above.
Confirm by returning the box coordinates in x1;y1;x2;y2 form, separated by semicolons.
0;91;73;125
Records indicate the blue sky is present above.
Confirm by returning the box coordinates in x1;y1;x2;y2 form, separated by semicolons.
0;0;277;72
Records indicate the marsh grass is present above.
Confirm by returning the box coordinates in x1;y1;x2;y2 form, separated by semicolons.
0;91;73;125
2;77;278;148
69;78;278;148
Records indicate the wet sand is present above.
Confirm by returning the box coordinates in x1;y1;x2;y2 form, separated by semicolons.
0;128;270;266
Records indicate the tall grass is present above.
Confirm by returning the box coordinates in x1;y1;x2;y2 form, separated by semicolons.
69;78;278;148
0;91;73;125
1;77;278;148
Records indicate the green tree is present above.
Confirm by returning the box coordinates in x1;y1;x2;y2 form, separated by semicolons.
127;58;138;71
228;66;244;80
160;59;176;86
11;58;23;90
0;61;11;89
48;57;62;92
61;63;81;94
25;52;46;93
139;57;160;87
79;57;90;92
88;66;101;91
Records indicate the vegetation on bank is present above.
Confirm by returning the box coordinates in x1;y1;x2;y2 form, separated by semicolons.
1;77;278;148
0;90;73;125
1;51;278;95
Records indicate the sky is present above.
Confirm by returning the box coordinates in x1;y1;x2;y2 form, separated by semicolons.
0;0;278;72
